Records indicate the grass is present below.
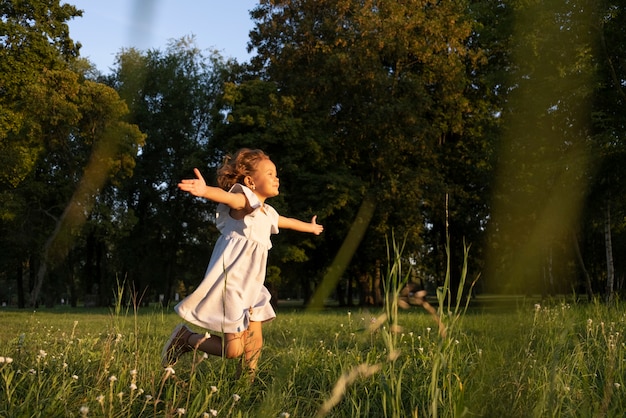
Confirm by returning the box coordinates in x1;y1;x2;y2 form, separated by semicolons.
0;298;625;417
0;238;624;417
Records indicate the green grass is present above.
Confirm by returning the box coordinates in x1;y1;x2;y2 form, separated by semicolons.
0;298;625;417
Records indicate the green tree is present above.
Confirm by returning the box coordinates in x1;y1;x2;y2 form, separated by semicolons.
215;0;492;304
107;38;231;305
0;0;144;307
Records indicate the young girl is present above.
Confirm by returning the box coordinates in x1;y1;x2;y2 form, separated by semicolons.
162;148;323;376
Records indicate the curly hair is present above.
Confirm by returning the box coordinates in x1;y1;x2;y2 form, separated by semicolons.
216;148;270;190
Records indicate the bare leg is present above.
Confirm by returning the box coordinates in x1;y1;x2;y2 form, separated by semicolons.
189;331;246;359
243;321;263;372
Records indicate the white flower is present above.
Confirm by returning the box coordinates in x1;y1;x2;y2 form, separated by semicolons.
96;395;105;405
79;405;89;416
109;375;117;382
38;350;47;358
615;383;621;389
176;407;186;415
72;375;79;380
0;357;4;363
210;385;218;393
279;412;291;418
145;395;153;401
130;369;138;376
5;357;12;364
232;393;241;402
130;383;137;390
534;303;541;312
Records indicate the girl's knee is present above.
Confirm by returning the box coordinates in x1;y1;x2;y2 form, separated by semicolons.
224;342;244;359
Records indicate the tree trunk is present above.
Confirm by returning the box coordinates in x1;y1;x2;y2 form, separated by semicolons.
572;231;594;300
604;201;615;303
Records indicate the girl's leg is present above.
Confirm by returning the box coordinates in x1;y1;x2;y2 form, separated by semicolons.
190;331;246;359
243;321;263;372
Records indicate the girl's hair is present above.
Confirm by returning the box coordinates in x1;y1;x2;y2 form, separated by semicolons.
217;148;269;190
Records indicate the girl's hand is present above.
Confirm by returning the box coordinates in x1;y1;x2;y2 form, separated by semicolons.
178;168;208;197
310;215;324;235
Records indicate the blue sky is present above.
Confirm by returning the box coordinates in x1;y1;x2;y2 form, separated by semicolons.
66;0;259;74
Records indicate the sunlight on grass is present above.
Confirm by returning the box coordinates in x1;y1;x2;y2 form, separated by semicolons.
1;240;625;416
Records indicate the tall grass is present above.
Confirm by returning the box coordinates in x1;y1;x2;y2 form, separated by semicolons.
0;239;625;417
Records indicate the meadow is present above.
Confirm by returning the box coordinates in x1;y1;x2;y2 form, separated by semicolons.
0;294;624;417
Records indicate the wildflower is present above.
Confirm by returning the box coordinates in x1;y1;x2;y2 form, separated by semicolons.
96;395;105;405
280;413;291;418
79;405;89;416
6;357;12;364
176;407;186;415
210;385;218;393
534;303;541;312
109;375;118;382
164;367;176;378
117;391;124;400
72;375;79;380
130;369;138;376
426;327;431;334
130;383;137;391
210;410;218;417
28;369;36;375
38;350;47;358
615;383;621;389
63;362;68;369
145;394;153;401
233;393;241;402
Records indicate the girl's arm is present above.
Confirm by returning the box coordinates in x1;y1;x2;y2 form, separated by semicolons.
178;168;247;210
278;215;324;235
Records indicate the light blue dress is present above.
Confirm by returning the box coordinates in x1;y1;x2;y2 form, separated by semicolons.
175;183;278;333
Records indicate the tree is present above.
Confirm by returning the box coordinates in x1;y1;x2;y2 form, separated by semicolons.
215;0;492;304
0;0;144;307
107;38;232;305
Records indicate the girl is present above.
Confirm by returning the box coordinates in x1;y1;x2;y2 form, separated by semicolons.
162;148;323;377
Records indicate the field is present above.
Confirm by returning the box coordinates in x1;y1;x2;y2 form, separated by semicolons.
0;295;624;417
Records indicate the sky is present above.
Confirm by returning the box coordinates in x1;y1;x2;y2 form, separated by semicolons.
66;0;259;74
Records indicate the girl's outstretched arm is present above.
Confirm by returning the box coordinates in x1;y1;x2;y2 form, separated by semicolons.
178;168;247;210
278;215;324;235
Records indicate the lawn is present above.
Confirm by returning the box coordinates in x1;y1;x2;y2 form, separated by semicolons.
0;295;624;417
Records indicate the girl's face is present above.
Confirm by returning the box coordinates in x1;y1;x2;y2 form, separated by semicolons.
249;158;279;200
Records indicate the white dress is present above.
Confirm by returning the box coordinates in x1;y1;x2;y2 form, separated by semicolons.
175;184;278;333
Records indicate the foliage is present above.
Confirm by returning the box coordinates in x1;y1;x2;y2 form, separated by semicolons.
0;0;144;307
